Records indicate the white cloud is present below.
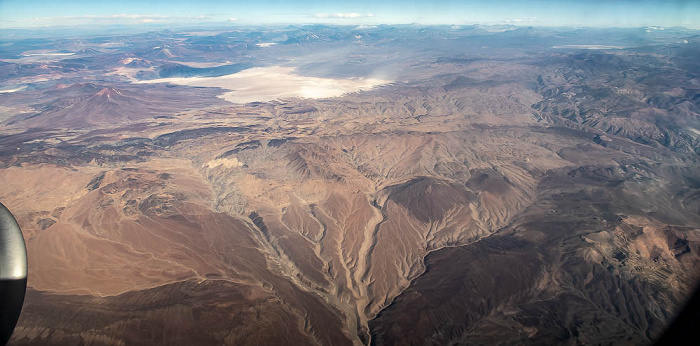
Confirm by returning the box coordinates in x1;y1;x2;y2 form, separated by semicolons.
30;14;170;21
314;13;374;19
18;13;212;27
502;17;538;24
111;14;170;19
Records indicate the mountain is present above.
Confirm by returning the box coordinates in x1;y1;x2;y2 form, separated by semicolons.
0;25;699;346
3;83;229;129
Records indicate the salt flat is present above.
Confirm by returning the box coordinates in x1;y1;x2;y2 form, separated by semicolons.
136;66;390;103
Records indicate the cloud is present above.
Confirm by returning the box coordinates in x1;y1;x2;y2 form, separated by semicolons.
31;14;170;20
19;13;211;27
314;13;374;19
502;17;538;24
110;14;170;19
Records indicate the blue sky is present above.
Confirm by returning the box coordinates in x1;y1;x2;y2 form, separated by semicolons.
0;0;698;29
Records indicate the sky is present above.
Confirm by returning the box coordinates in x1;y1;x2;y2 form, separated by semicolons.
0;0;698;29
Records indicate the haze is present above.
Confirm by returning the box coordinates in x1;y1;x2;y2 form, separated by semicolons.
0;0;698;29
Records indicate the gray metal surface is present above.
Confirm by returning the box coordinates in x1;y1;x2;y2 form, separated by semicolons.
0;202;27;280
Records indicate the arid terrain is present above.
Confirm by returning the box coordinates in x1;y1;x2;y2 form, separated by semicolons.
1;25;699;345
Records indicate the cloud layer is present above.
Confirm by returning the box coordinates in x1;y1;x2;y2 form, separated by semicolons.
314;13;374;19
26;13;210;26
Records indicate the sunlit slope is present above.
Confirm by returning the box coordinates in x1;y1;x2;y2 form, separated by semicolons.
7;110;698;345
4;160;354;345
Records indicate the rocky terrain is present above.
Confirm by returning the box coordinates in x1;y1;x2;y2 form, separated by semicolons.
0;25;699;345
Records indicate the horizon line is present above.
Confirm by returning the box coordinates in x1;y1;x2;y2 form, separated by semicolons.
1;21;697;31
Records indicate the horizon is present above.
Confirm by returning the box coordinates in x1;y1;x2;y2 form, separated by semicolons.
2;22;696;42
1;0;698;30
